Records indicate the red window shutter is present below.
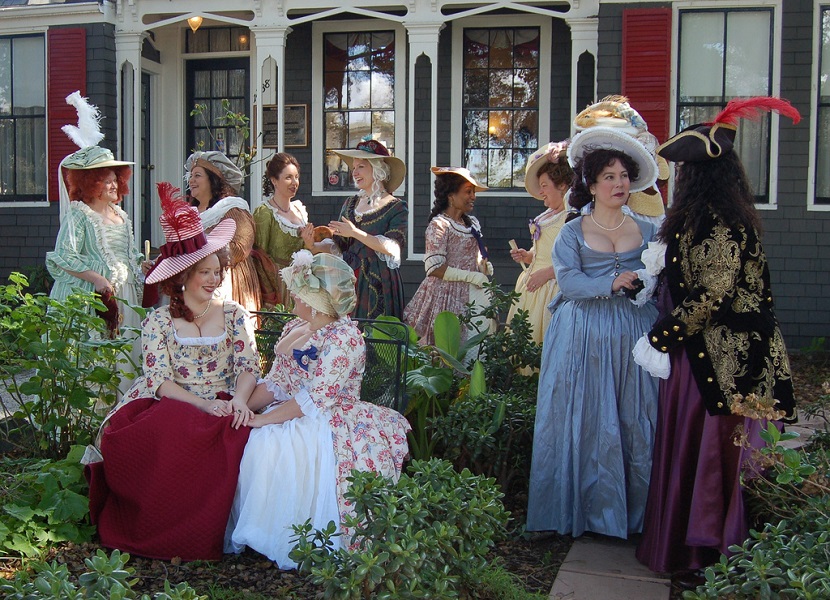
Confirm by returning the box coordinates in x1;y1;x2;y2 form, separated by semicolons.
47;28;86;202
622;8;672;144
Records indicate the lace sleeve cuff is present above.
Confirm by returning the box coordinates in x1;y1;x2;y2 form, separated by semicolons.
294;388;320;418
375;235;401;269
633;335;671;379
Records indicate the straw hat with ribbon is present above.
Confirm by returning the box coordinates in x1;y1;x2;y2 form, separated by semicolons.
280;250;357;318
333;138;406;192
144;182;236;285
524;141;572;200
430;166;488;191
58;91;133;220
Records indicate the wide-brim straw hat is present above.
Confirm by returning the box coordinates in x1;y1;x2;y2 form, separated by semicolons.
627;155;669;217
333;139;406;192
567;126;659;193
430;166;488;191
61;146;133;171
145;182;237;284
524;141;568;200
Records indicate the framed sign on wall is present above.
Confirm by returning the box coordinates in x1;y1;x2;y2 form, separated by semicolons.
284;104;308;148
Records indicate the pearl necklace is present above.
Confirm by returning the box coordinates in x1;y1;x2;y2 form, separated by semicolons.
590;212;627;232
193;300;212;320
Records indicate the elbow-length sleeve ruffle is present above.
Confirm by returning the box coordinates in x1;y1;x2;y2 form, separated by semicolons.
45;208;104;290
553;221;616;300
423;217;450;275
376;201;408;269
228;303;261;380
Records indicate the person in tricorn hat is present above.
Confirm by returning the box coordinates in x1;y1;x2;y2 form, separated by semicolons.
328;137;408;319
633;97;799;578
86;183;260;562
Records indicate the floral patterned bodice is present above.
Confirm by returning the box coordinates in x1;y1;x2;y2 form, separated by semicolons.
124;302;260;402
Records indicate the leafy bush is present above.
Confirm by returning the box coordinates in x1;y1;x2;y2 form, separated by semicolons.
682;511;830;600
0;273;139;458
289;458;510;599
0;548;206;599
0;445;93;557
462;281;541;397
431;391;536;494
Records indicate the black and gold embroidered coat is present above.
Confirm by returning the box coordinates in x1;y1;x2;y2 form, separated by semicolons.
648;213;795;418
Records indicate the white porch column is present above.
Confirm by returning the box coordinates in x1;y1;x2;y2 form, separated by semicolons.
115;32;144;244
403;22;443;259
250;26;291;207
566;17;598;135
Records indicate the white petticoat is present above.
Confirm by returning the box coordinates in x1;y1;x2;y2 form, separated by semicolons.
224;388;340;568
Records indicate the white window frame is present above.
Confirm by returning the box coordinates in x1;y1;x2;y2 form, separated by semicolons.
311;20;407;197
670;0;782;210
808;3;830;211
450;15;552;198
0;31;48;208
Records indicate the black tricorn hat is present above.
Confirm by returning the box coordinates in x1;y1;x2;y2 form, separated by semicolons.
657;97;801;163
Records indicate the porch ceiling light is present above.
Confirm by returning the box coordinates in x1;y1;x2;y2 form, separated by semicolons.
187;16;203;33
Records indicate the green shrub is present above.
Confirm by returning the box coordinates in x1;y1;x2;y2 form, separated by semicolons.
0;446;93;557
431;391;536;494
0;272;139;458
0;548;206;599
289;458;510;599
682;510;830;600
476;562;548;600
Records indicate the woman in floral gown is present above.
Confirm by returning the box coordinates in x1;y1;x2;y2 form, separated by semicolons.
507;141;574;344
226;251;410;568
328;139;407;319
86;184;259;562
404;167;493;345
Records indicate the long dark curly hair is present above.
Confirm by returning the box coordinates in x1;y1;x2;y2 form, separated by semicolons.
658;150;761;243
569;148;640;213
428;173;474;227
159;248;230;321
188;168;233;209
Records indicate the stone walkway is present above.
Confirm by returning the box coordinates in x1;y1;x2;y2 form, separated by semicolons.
548;408;828;599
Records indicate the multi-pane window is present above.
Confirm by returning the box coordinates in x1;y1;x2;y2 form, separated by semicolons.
0;35;46;202
462;27;540;189
324;31;396;191
185;27;250;54
677;9;773;202
816;7;830;205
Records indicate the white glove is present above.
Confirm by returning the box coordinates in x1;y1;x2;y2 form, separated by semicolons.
632;335;671;379
444;266;488;287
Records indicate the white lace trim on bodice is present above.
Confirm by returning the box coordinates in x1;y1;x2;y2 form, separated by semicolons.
263;200;309;236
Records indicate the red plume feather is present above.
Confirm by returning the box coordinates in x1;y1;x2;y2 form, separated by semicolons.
711;96;801;126
157;181;202;240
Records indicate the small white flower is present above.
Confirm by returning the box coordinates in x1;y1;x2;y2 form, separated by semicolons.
641;241;667;276
291;249;314;268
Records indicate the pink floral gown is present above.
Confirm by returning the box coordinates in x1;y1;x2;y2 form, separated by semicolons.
226;317;410;567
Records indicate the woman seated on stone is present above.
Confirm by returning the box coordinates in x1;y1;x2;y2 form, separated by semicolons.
86;183;259;562
225;250;411;568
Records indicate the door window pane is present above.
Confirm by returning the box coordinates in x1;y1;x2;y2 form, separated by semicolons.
461;27;540;189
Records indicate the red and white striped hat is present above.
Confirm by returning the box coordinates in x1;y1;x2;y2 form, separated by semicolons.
144;182;236;284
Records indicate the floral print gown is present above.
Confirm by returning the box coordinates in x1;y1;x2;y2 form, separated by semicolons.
226;317;411;567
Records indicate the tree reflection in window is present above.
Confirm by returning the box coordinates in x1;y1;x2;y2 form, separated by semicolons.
462;28;540;189
324;31;396;191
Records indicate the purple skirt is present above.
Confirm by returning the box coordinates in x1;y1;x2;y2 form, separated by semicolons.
635;285;768;573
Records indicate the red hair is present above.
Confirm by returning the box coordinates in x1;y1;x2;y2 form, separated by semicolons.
65;165;133;202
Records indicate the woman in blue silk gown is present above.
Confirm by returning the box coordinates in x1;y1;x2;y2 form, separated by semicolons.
527;126;660;539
